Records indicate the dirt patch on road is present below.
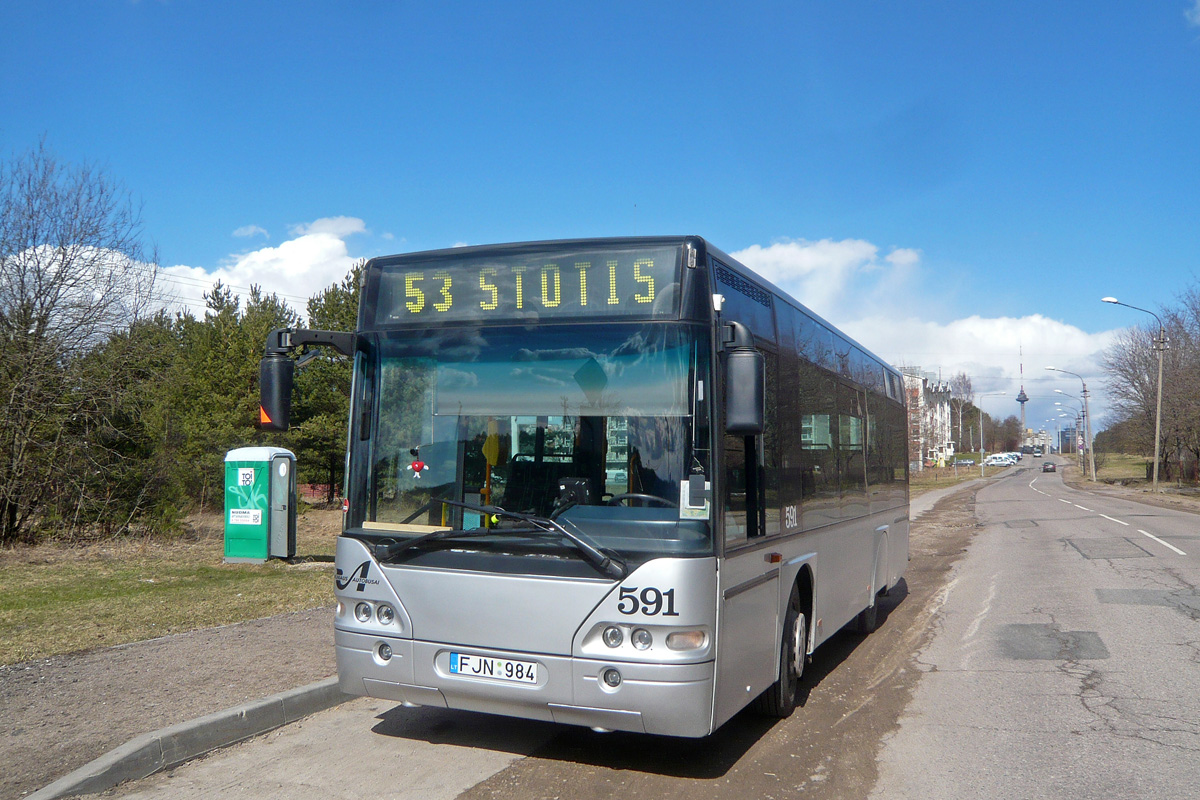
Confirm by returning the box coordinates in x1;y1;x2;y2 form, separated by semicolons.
460;490;981;800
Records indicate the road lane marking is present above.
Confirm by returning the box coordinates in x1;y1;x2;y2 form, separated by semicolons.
1100;514;1129;526
1059;499;1073;505
1137;529;1186;556
1074;504;1092;511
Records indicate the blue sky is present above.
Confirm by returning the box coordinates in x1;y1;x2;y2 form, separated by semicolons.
5;1;1200;430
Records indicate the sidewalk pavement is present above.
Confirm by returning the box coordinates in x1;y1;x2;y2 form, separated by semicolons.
28;678;348;800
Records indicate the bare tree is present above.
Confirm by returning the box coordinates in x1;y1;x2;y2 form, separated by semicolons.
0;141;159;543
1102;324;1159;456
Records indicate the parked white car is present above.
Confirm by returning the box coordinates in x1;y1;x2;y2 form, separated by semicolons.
984;454;1016;467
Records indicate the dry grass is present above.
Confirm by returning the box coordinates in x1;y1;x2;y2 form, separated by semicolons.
1092;452;1152;482
910;464;991;496
0;509;342;666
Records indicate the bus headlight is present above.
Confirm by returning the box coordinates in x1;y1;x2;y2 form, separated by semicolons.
602;668;622;687
377;604;396;625
378;642;393;662
355;602;372;622
602;626;624;648
631;628;653;650
666;630;707;651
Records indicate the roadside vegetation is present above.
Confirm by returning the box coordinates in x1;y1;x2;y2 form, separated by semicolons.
910;467;980;496
0;509;340;666
1102;282;1200;486
0;143;357;548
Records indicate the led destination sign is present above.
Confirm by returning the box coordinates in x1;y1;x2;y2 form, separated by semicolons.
374;245;680;324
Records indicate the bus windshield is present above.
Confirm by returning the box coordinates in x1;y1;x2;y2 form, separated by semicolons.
357;322;712;562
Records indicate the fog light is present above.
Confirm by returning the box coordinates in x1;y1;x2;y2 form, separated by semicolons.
631;628;652;650
378;643;392;661
666;630;707;651
602;668;622;687
355;602;372;622
602;626;623;648
377;604;396;625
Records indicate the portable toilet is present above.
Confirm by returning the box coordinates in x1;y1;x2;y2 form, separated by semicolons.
224;446;297;563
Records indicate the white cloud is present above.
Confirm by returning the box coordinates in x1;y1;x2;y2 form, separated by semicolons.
232;224;268;238
732;238;918;320
885;248;920;268
289;216;367;238
1187;0;1200;27
161;216;366;322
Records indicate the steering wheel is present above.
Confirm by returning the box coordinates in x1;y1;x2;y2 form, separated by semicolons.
607;492;679;508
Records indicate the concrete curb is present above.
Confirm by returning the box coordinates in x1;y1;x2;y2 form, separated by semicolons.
28;677;348;800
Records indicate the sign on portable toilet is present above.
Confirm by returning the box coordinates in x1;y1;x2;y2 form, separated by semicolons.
224;447;297;563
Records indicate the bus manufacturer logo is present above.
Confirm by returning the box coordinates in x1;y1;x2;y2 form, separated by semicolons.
335;560;380;592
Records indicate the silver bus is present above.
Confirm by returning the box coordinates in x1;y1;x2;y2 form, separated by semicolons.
259;236;909;737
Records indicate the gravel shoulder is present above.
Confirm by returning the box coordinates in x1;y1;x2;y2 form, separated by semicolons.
1;606;336;799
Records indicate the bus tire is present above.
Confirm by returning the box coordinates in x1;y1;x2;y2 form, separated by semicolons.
754;583;805;718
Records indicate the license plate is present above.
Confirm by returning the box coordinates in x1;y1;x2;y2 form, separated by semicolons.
449;652;538;684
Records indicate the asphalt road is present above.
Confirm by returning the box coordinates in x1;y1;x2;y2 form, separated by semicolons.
99;467;1200;799
873;462;1200;799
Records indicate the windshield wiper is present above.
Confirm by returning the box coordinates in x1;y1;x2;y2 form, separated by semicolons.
373;498;626;580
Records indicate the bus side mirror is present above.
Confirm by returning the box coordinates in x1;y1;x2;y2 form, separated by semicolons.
259;353;294;431
725;347;765;435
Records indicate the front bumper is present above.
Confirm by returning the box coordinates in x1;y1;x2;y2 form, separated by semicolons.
335;627;716;737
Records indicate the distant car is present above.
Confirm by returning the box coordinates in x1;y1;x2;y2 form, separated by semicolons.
984;454;1016;467
954;458;975;466
1042;462;1056;472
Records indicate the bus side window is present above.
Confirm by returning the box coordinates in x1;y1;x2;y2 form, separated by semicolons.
723;433;748;544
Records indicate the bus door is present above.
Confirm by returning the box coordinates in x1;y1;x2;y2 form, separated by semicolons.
713;428;779;727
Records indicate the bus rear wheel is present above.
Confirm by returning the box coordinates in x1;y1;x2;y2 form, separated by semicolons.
754;583;806;718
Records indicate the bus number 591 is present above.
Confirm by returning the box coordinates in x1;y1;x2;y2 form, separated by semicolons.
617;586;680;616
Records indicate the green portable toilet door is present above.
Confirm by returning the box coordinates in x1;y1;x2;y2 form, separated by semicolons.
269;454;296;559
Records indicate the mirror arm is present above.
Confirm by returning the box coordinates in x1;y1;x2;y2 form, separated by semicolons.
265;328;356;357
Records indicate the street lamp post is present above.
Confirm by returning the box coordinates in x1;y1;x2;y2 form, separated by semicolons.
978;392;1007;477
1102;297;1166;493
1047;367;1096;481
1054;395;1084;470
1046;419;1060;456
1056;412;1073;456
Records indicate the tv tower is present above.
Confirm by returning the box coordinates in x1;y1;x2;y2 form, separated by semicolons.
1016;346;1029;435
